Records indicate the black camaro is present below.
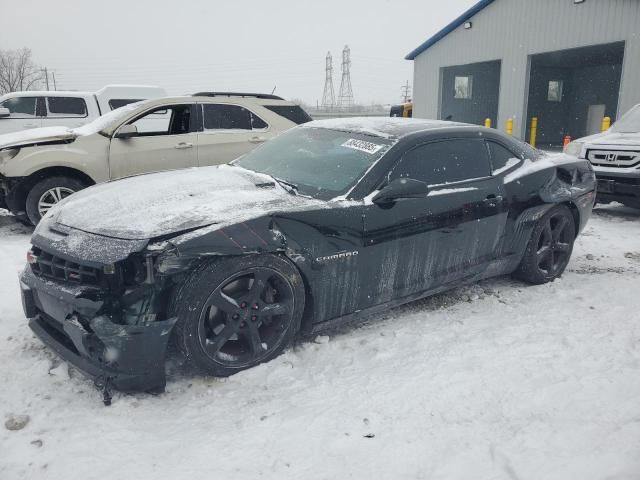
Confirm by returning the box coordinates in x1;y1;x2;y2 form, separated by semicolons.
20;118;596;398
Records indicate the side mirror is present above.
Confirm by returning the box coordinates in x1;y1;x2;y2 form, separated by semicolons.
0;107;10;118
115;124;138;139
372;178;429;205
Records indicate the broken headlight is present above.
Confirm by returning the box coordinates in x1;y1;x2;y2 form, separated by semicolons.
154;248;195;275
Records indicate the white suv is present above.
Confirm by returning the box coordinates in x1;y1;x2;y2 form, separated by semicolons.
0;85;166;135
0;92;312;224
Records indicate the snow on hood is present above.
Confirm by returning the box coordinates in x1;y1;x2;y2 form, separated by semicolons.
0;126;76;149
577;130;640;147
0;102;144;149
47;165;324;240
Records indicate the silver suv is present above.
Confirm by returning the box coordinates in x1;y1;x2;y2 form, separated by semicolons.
564;104;640;209
0;92;311;224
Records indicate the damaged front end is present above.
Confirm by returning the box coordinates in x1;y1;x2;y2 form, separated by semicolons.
19;225;198;399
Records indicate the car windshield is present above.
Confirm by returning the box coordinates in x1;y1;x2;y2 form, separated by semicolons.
610;104;640;133
234;126;393;200
72;101;146;136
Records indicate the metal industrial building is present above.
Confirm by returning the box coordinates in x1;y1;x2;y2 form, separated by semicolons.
406;0;640;147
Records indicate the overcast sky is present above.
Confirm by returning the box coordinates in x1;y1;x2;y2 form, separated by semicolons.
0;0;476;105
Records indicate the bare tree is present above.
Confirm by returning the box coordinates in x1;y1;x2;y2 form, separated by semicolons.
0;48;43;95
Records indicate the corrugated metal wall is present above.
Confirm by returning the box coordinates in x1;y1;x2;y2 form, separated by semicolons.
412;0;640;138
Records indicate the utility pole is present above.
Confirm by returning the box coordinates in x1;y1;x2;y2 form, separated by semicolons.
42;67;50;90
52;71;57;91
401;80;412;103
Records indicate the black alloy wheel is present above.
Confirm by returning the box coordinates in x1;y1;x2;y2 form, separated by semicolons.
534;212;573;276
198;267;294;367
172;255;305;376
513;205;576;284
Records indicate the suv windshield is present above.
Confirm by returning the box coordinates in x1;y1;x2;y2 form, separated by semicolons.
234;126;393;200
611;104;640;133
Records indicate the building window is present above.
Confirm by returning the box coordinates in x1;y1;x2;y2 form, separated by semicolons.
454;75;473;99
548;80;563;102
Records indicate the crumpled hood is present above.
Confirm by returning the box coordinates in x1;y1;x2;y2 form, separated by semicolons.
48;165;323;240
0;126;77;149
579;130;640;147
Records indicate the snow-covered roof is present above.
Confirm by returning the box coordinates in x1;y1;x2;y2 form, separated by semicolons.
1;90;94;98
305;117;467;139
0;85;166;99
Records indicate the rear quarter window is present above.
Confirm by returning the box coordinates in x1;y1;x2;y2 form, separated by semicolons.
109;99;143;110
47;97;88;117
264;105;312;124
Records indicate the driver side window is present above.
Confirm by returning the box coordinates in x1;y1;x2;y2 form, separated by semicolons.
128;104;193;136
0;96;37;118
390;139;491;186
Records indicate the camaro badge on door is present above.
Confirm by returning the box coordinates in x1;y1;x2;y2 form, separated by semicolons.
315;251;359;263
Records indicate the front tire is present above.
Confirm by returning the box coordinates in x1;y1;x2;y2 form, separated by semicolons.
513;205;576;284
25;176;87;225
172;254;305;377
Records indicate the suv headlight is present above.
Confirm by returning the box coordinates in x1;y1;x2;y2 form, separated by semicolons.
0;148;19;166
563;141;584;157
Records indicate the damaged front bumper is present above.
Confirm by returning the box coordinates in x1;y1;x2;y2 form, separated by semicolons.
20;267;177;394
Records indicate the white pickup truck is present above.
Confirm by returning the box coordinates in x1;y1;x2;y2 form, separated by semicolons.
0;85;166;135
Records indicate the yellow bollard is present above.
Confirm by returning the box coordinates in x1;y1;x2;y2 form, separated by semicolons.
529;117;538;147
506;118;513;136
484;118;491;128
601;116;611;132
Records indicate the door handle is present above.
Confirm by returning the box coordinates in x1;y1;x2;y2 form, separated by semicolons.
23;123;39;129
249;136;266;143
174;142;193;149
483;194;503;206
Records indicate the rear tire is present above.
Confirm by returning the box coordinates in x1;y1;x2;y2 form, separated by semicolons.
513;205;576;285
25;176;87;225
171;254;305;377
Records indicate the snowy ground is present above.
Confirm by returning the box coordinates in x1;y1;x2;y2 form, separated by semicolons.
1;206;640;479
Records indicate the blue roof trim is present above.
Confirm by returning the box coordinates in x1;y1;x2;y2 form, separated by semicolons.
405;0;496;60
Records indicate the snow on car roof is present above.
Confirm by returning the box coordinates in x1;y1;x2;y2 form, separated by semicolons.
305;117;468;139
0;90;95;98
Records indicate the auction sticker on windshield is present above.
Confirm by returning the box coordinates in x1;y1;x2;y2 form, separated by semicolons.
341;138;384;154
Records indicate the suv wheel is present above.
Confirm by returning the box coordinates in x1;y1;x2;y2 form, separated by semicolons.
25;176;87;225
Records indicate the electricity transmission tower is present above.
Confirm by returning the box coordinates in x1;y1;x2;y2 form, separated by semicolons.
321;51;335;110
337;45;354;109
401;80;411;102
